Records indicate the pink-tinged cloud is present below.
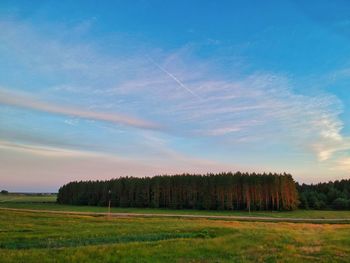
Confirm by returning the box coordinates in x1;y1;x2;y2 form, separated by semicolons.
0;88;160;130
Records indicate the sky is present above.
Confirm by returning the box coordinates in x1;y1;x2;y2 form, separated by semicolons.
1;0;350;192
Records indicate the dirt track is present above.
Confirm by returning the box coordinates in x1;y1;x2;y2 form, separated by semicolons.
1;207;350;223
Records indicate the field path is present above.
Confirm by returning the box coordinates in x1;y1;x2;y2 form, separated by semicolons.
1;207;350;223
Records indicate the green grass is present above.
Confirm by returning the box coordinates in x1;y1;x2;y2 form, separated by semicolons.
0;194;56;203
1;196;350;261
1;194;350;219
1;209;350;262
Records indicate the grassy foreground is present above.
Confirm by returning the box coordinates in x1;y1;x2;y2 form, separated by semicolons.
1;209;350;262
1;194;350;262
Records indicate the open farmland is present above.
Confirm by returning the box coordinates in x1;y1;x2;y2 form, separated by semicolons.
2;194;350;221
1;195;350;262
1;209;350;262
0;194;56;203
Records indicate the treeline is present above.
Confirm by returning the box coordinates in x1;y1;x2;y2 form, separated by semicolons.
298;179;350;210
57;172;299;211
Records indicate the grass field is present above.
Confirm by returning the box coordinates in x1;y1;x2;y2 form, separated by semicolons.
1;194;350;262
1;209;350;262
1;194;350;220
0;193;56;203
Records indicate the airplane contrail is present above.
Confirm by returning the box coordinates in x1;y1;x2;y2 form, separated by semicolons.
146;56;202;100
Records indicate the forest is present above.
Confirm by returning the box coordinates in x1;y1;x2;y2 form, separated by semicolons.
57;172;299;211
298;179;350;210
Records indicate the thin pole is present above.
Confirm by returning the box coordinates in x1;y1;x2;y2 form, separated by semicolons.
108;189;111;218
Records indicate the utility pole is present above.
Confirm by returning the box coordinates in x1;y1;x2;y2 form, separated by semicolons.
108;189;112;218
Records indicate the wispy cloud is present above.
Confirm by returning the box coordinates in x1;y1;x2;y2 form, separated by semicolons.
312;138;350;162
335;157;350;172
0;140;99;158
1;17;350;186
113;62;347;161
0;88;160;130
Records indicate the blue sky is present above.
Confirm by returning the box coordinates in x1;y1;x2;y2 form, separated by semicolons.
1;0;350;192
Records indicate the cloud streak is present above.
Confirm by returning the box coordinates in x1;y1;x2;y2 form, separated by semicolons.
0;140;98;157
0;88;160;130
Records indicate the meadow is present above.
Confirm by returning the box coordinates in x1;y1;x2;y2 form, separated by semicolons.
1;194;350;262
1;194;350;220
0;193;56;203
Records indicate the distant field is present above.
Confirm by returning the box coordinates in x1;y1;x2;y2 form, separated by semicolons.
1;194;350;220
1;209;350;262
0;194;56;203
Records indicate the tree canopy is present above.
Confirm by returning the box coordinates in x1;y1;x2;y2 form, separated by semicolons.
57;172;299;211
297;179;350;210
